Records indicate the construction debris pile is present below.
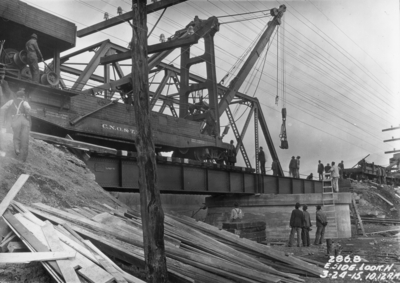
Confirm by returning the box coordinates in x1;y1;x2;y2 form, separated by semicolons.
1;192;325;283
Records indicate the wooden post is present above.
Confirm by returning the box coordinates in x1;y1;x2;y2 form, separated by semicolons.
130;1;168;282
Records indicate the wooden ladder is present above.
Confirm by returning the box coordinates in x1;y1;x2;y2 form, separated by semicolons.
322;173;338;238
350;196;366;237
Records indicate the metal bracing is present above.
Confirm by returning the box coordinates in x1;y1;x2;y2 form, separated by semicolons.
254;105;259;174
150;70;172;109
226;107;251;168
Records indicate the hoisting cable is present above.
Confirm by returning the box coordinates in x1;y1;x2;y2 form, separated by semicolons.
220;15;271;25
278;20;289;149
216;8;271;18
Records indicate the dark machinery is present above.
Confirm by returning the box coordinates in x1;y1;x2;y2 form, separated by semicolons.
0;0;287;175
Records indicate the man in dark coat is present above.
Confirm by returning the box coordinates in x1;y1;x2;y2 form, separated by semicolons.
271;159;279;176
26;33;43;83
324;163;331;179
227;140;236;166
314;205;327;245
295;156;301;178
258;147;266;175
301;205;312;247
317;160;324;181
306;173;313;180
288;202;303;247
289;156;296;177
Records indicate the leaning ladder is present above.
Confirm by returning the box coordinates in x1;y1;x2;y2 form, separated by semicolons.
225;107;251;168
350;196;366;236
322;173;338;238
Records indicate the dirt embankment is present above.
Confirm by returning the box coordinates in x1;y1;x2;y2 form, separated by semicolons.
0;132;121;209
0;132;126;283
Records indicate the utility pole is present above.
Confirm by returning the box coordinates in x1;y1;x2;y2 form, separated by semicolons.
130;1;168;282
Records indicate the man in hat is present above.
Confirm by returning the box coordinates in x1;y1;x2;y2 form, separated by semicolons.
314;205;327;245
295;156;301;178
271;159;279;176
288;202;303;247
258;147;266;175
301;205;312;247
26;33;43;83
0;64;14;107
330;161;340;192
227;140;236;166
338;160;344;179
0;89;31;162
289;156;296;177
317;160;324;181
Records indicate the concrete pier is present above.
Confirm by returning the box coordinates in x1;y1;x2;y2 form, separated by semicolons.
204;193;352;240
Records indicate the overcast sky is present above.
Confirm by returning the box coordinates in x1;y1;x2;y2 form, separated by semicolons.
26;0;400;178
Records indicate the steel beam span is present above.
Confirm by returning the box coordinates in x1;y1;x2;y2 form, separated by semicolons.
87;155;323;194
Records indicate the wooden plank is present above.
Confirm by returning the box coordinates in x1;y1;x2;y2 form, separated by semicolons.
77;264;115;283
0;252;76;263
31;132;117;155
0;175;29;216
41;222;81;283
77;0;187;37
351;197;366;236
83;240;144;283
373;192;394;206
1;230;14;243
0;218;12;238
366;228;400;235
100;36;199;64
2;211;62;275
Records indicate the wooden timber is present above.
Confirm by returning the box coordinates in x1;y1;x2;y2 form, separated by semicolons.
0;174;29;216
0;252;76;263
77;0;187;37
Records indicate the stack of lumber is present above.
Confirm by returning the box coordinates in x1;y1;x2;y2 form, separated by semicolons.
11;201;325;283
0;174;324;282
222;221;266;243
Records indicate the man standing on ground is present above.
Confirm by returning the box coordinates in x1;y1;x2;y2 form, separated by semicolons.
338;161;344;179
271;159;279;176
288;202;303;247
296;156;301;178
26;34;43;84
314;205;327;245
230;202;244;222
330;161;339;192
0;89;31;162
302;205;312;247
318;160;324;181
289;156;296;177
258;147;266;175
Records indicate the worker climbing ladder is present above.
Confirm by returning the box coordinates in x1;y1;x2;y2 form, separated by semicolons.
322;173;338;238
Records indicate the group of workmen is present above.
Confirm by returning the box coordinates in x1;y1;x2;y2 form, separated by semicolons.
288;156;301;178
289;202;328;249
0;34;43;162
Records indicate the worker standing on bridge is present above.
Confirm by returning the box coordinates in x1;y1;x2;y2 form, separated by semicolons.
330;162;339;192
382;168;387;185
26;34;43;84
227;140;236;166
376;166;382;184
295;156;301;178
289;156;296;177
317;160;324;181
338;161;344;179
0;89;31;162
230;202;244;222
258;147;266;174
271;159;279;176
288;202;303;247
324;163;331;179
